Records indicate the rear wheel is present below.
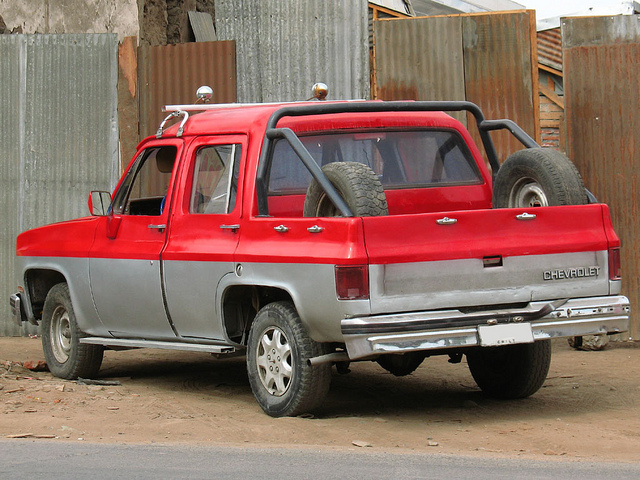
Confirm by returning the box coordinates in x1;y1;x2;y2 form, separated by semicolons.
246;301;331;417
41;283;104;379
303;162;388;217
466;340;551;399
493;148;587;208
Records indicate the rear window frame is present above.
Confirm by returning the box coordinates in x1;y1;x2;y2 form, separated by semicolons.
265;127;484;197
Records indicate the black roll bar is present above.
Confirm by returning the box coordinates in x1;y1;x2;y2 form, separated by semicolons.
256;101;538;217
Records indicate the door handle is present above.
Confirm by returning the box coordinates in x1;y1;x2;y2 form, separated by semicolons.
436;217;457;225
274;225;289;233
148;224;166;231
220;224;240;231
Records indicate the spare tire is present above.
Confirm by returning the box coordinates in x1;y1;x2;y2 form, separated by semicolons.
493;148;588;208
303;162;388;217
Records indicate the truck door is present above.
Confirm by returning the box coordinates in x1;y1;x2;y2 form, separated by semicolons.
161;135;245;340
89;139;183;338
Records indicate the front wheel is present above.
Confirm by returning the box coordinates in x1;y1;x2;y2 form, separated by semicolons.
246;301;331;417
466;340;551;399
41;283;104;379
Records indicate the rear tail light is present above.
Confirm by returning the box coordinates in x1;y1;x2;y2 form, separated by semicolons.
608;247;621;280
335;265;369;300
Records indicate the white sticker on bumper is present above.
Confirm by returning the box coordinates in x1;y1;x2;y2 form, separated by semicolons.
478;323;534;347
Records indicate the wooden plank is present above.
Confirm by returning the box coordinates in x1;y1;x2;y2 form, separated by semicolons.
188;11;217;42
539;62;563;77
540;84;564;109
540;111;562;120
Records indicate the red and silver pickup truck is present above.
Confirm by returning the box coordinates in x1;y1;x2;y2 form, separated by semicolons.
11;91;630;416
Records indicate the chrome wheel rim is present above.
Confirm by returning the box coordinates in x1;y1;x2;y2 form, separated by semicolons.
509;178;549;207
50;305;72;364
256;326;292;397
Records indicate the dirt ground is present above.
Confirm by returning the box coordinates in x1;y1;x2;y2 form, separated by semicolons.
1;336;639;463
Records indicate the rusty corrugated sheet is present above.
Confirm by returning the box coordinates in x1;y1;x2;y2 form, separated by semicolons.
537;27;562;71
215;0;370;103
463;11;540;164
138;40;237;141
373;11;539;164
563;15;640;340
0;34;119;336
374;16;465;101
374;15;466;123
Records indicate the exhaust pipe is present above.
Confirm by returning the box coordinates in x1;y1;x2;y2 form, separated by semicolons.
307;351;350;366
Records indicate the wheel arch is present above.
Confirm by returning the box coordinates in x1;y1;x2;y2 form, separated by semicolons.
23;268;68;322
216;264;367;346
19;260;103;336
220;282;295;345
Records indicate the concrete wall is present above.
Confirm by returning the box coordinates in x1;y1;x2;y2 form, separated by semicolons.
0;0;139;40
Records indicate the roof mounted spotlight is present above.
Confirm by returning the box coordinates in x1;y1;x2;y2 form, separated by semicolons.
196;85;214;104
308;82;328;101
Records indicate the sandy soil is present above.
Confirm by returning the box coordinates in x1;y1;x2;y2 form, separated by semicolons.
1;337;639;462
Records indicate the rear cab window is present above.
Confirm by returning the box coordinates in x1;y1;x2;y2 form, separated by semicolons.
266;130;486;216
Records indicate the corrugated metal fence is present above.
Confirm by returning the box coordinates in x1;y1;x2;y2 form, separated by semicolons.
563;15;640;339
215;0;371;103
138;40;238;140
0;34;120;336
374;11;540;165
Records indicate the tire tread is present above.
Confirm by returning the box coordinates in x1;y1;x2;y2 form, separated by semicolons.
247;301;331;417
42;283;104;380
303;162;388;217
493;148;587;208
466;340;551;399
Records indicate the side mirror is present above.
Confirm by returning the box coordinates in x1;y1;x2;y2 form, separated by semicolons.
89;191;112;216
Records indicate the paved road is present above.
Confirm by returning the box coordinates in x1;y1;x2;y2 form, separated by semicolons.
2;440;640;479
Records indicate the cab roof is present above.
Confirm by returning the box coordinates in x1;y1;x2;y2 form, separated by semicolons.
154;100;465;140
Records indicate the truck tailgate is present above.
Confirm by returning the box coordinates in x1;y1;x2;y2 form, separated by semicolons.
362;204;617;315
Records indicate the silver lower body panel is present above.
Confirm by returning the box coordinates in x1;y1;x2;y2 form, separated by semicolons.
342;296;630;359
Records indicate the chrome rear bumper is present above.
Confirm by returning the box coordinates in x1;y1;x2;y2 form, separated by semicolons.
342;295;630;359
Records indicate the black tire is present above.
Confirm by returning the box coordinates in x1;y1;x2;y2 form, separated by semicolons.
41;283;104;380
303;162;388;217
493;148;588;208
376;352;425;377
466;340;551;399
246;301;331;417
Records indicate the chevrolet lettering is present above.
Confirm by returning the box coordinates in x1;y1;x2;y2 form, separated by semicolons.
11;87;630;417
543;266;601;281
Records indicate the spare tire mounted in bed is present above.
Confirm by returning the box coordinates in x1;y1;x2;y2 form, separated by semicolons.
303;162;388;217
